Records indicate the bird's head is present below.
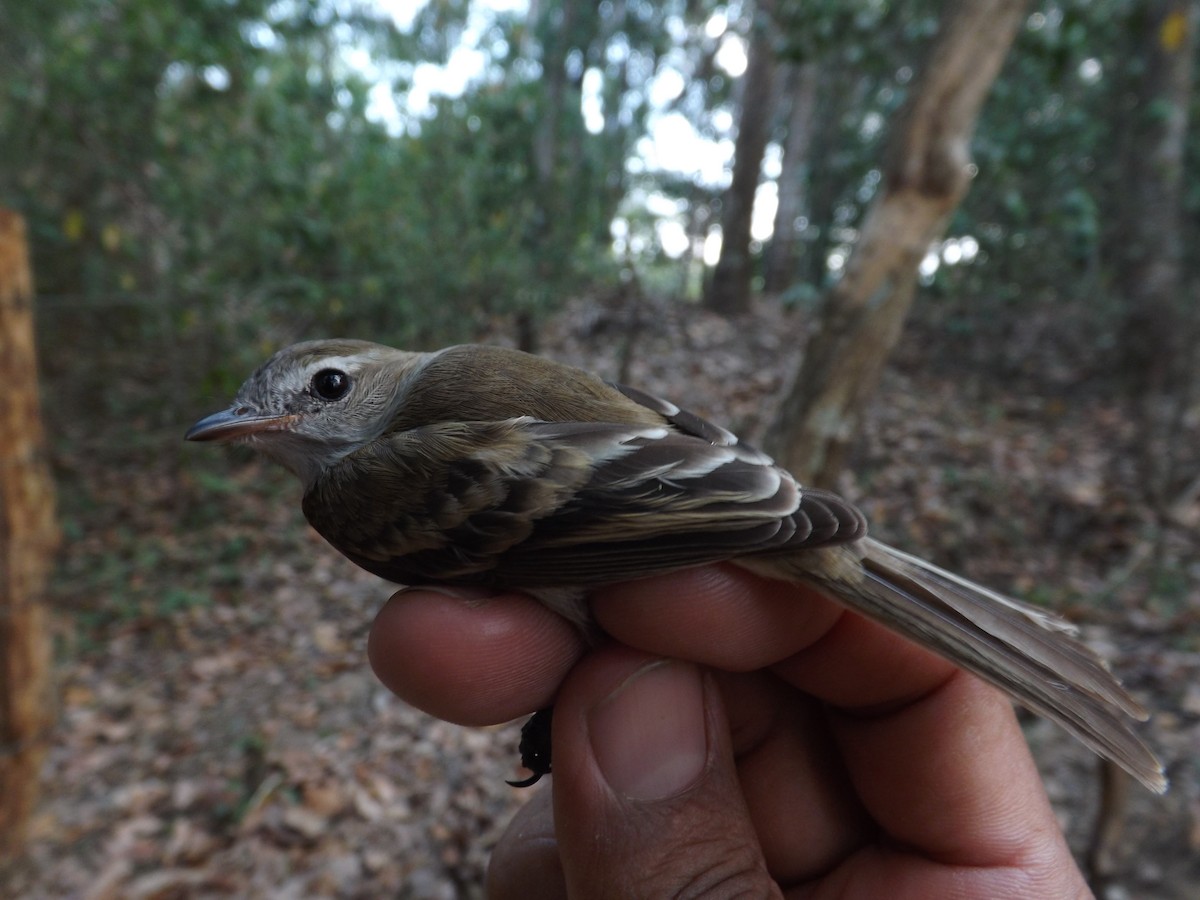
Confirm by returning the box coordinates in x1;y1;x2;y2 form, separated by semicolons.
186;339;429;485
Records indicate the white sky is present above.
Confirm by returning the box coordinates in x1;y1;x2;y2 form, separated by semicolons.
367;0;523;118
367;0;770;262
359;4;1095;278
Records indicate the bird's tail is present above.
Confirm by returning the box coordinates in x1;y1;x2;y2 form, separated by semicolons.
773;538;1166;793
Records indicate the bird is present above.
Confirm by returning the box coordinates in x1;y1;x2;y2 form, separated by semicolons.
185;338;1165;793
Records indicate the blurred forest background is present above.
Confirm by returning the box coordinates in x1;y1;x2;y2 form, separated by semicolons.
1;0;1199;897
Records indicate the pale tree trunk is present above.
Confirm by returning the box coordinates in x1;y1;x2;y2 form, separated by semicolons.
0;209;59;859
704;0;779;316
763;61;819;294
764;0;1030;485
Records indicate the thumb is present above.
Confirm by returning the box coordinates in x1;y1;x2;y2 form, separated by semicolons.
551;645;777;899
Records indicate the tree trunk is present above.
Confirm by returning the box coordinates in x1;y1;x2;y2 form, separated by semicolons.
763;61;819;294
704;1;779;316
1118;0;1195;400
531;0;572;193
0;209;58;859
764;0;1030;485
1113;1;1196;600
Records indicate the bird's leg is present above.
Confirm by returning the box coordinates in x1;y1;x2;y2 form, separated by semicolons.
507;706;555;788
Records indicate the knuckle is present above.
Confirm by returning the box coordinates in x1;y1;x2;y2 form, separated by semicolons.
646;835;779;900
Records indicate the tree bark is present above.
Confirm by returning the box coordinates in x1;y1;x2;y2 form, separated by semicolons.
530;0;573;192
764;0;1030;485
763;62;819;294
1118;0;1195;399
1113;1;1196;601
704;0;779;316
0;209;58;859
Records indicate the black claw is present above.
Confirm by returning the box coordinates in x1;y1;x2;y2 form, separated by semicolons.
507;707;554;788
505;771;545;788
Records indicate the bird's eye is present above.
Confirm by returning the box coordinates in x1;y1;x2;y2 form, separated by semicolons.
311;368;351;401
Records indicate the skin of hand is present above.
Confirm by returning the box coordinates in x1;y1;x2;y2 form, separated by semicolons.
367;565;1093;899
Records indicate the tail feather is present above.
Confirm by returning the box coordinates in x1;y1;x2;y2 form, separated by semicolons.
788;538;1166;794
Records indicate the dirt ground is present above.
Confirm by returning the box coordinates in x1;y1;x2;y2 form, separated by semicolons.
4;296;1198;897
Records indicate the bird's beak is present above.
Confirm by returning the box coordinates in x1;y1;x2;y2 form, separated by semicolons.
185;406;300;442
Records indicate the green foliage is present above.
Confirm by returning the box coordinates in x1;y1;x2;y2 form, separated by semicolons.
1;0;633;351
776;0;938;67
1;0;1196;364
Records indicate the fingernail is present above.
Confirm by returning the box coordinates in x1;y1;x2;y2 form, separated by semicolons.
588;660;708;801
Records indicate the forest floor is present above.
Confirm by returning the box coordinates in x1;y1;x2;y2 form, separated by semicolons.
4;294;1199;898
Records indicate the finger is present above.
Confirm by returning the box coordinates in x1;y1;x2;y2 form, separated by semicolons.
713;671;870;883
722;671;1087;895
487;789;566;900
591;565;845;671
593;566;955;706
771;674;1090;896
589;569;1087;887
367;588;586;725
827;672;1079;872
550;644;778;899
772;610;957;711
488;670;873;893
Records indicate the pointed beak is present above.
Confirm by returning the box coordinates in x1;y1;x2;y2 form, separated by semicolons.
185;406;300;442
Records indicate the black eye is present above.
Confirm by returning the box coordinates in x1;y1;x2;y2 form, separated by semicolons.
311;368;351;401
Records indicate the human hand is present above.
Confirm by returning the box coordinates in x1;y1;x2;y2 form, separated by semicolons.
368;566;1092;899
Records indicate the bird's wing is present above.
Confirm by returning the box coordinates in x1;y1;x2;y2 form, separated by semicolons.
303;417;862;588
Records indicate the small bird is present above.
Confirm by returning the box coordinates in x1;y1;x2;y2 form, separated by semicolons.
186;339;1165;792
